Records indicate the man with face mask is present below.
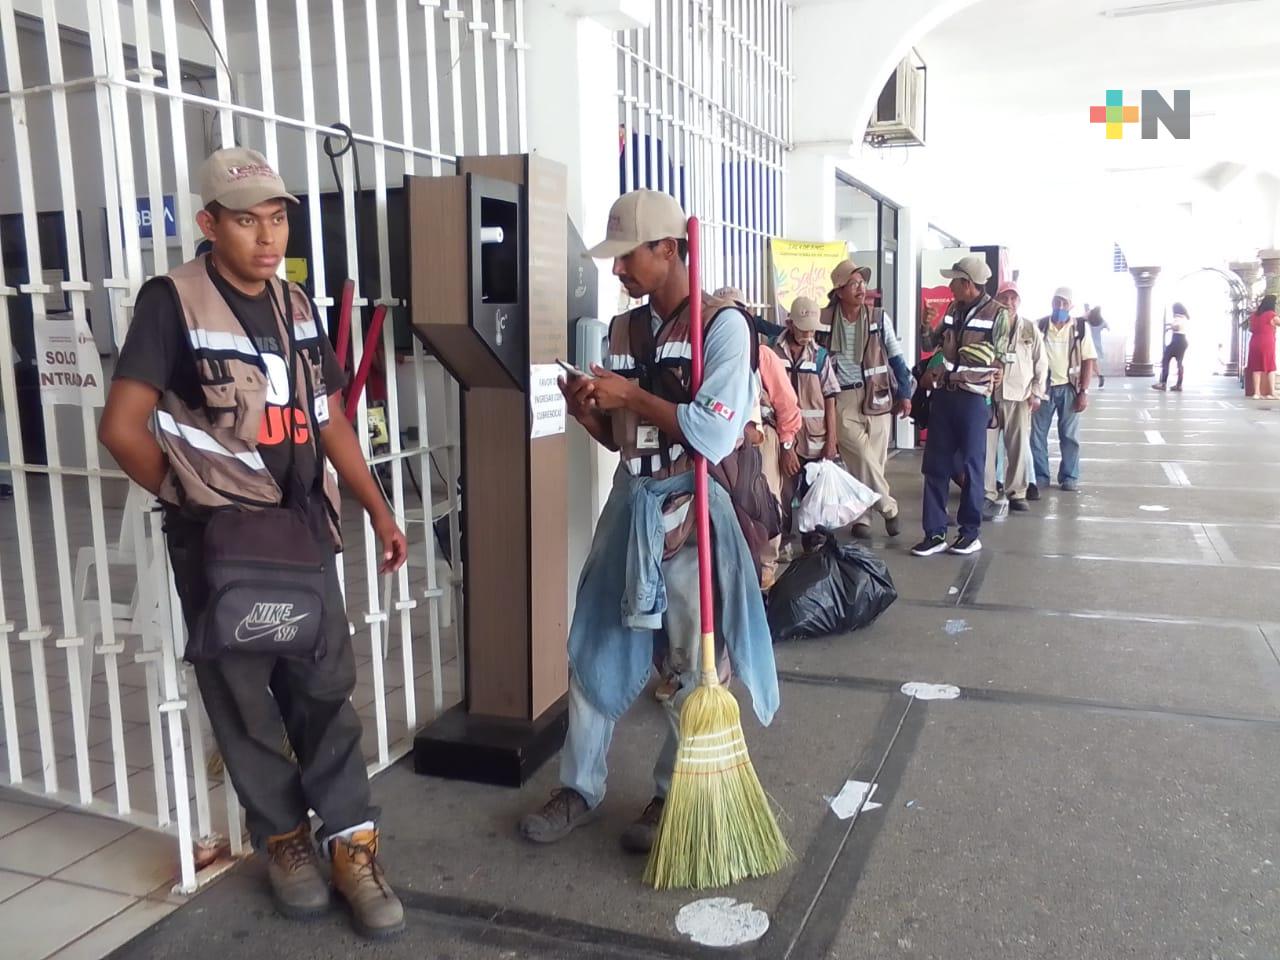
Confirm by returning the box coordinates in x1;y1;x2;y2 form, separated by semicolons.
984;281;1047;517
912;255;1009;557
519;190;779;856
820;260;913;539
1032;287;1096;493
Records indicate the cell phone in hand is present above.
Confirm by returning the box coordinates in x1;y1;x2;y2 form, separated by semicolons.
557;358;591;380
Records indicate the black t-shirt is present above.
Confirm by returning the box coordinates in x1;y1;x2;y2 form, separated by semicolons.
113;259;346;496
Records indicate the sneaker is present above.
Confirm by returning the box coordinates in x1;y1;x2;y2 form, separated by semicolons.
911;534;949;557
519;788;599;844
884;513;900;538
981;498;1008;522
948;534;982;555
1151;383;1166;391
1060;479;1079;492
329;827;405;940
851;524;873;540
265;824;331;919
654;674;680;703
1008;497;1030;512
620;796;665;854
1026;483;1041;501
1171;384;1183;392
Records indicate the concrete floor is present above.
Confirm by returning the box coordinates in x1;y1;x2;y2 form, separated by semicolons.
112;380;1280;959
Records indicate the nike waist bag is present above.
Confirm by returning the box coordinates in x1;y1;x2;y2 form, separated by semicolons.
187;507;328;663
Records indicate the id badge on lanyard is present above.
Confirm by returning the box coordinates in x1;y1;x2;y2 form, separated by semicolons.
637;423;661;450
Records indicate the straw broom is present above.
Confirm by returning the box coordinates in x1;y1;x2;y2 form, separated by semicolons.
643;216;791;891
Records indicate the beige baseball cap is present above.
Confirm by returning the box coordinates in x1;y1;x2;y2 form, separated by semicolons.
830;259;872;292
789;296;822;332
587;190;688;259
941;254;993;286
198;147;298;210
714;286;746;304
1053;286;1074;302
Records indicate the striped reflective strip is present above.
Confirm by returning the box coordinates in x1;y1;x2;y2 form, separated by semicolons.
868;324;880;333
663;498;691;532
656;340;693;362
156;411;266;470
943;317;956;327
189;329;258;357
668;444;685;462
627;457;644;474
796;362;819;373
864;365;889;376
967;318;995;330
801;409;825;418
293;320;319;340
609;353;635;371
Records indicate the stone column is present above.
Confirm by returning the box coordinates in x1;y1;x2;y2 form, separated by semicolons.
1227;260;1262;377
1127;266;1161;377
1260;248;1280;300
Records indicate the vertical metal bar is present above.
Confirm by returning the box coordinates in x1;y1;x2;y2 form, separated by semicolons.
0;0;62;794
130;0;171;278
491;0;509;154
654;0;665;193
413;345;445;715
645;25;657;190
158;0;196;264
421;0;445;175
185;676;213;840
254;0;280;168
621;32;633;195
469;0;490;155
295;0;330;324
208;0;236;147
153;511;197;893
513;0;529;152
444;0;467;155
443;376;463;670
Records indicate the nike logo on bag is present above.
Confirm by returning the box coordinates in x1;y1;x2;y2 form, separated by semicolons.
234;602;311;645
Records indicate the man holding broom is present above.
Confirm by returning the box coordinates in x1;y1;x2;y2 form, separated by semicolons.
519;190;783;872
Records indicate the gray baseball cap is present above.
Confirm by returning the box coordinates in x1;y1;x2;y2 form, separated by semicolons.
587;190;688;259
941;254;993;286
198;147;298;210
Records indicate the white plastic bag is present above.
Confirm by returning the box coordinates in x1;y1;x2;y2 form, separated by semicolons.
795;460;881;533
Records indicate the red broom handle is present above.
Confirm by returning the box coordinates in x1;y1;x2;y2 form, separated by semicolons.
345;304;388;422
687;218;717;673
335;278;355;372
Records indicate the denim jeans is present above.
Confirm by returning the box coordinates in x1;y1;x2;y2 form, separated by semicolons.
1032;383;1081;486
560;545;702;809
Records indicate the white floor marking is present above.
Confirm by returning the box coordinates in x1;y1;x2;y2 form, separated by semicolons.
1160;462;1191;487
1144;430;1166;445
1139;504;1170;512
901;681;962;701
944;619;970;635
676;898;770;947
826;780;883;820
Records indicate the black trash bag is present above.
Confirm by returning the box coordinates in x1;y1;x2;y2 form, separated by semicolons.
767;528;897;642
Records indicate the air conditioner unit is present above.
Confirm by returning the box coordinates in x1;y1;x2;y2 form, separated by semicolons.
865;50;927;148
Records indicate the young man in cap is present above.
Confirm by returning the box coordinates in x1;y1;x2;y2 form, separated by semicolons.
774;295;841;528
1032;287;1096;493
820;259;913;539
912;254;1009;557
984;281;1047;518
519;189;779;854
99;148;408;938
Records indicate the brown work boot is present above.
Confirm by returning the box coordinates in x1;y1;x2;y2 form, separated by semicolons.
620;796;665;854
265;823;331;919
519;788;600;844
330;827;405;940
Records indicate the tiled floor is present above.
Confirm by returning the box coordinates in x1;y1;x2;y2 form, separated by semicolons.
0;788;183;960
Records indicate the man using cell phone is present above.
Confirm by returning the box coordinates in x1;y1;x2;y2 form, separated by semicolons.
519;190;779;858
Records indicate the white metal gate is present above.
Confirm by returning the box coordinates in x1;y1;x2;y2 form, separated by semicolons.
616;0;791;308
0;0;525;893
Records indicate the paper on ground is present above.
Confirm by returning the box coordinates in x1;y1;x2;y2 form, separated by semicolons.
825;779;882;820
901;681;961;701
676;897;769;947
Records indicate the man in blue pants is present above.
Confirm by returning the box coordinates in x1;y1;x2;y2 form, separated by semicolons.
912;255;1009;557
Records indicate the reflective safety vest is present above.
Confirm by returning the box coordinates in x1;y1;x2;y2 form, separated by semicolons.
772;334;831;460
819;303;894;415
151;256;342;545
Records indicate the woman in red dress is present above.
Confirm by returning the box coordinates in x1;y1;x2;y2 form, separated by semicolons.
1246;294;1278;399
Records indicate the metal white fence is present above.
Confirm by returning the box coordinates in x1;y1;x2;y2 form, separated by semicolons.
0;0;525;894
616;0;791;309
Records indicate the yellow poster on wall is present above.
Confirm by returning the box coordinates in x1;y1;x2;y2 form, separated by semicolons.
768;238;849;323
